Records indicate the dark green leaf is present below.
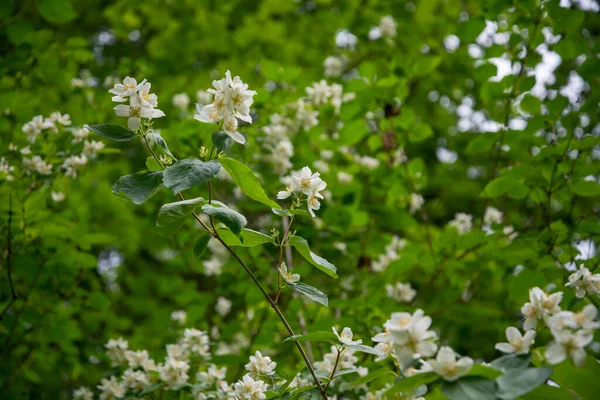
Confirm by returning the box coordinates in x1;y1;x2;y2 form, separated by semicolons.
218;228;275;247
147;131;176;160
87;124;136;141
496;367;552;399
201;203;247;235
163;159;221;193
212;131;233;152
571;179;600;197
289;282;328;307
441;377;496;400
156;197;205;236
193;232;212;259
465;364;503;379
351;367;396;387
345;344;381;356
386;372;439;394
112;171;163;205
39;0;77;23
288;236;338;278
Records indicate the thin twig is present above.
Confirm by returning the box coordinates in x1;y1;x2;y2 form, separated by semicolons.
0;192;17;322
323;347;342;393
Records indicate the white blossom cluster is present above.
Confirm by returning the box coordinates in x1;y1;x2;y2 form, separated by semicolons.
305;80;355;114
203;238;230;276
386;282;417;303
277;166;328;217
409;193;424;214
448;212;473;235
2;113;101;187
194;70;257;144
566;264;600;299
109;77;165;131
371;236;406;272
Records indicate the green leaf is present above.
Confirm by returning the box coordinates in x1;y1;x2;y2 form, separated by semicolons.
146;156;161;171
288;236;338;278
218;228;275;247
87;124;136;141
386;372;439;394
193;232;212;259
549;356;600;400
218;158;281;209
408;123;433;143
139;383;165;395
465;364;503;379
212;131;233;152
491;354;532;372
288;282;328;307
272;208;292;217
522;384;574;400
201;203;247;235
441;377;496;400
345;344;381;356
112;171;163;205
283;331;338;343
496;367;552;399
39;0;77;23
520;94;542;114
338;119;367;146
351;367;396;387
156;197;205;236
571;179;600;197
147;131;176;160
465;134;497;155
163;159;221;193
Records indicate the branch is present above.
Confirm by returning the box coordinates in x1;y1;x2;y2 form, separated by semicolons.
0;191;17;322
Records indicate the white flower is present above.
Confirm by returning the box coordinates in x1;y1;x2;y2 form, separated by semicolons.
167;343;189;361
333;326;362;346
172;92;190;110
495;327;536;354
51;191;65;202
73;386;94;400
109;76;144;101
125;350;150;369
426;346;473;381
379;16;397;38
61;154;88;178
72;127;90;143
384;309;438;368
521;287;563;330
337;171;353;184
484;206;503;224
196;89;213;105
170;310;187;325
182;328;211;357
324;56;345;78
245;351;277;377
293;166;327;196
565;264;600;298
194;71;256;145
105;337;128;366
234;374;269;400
216;296;232;316
83;140;105;158
354;155;380;170
114;94;165;131
50;112;72;126
386;282;417;303
306;80;331;106
278;262;300;284
574;304;600;330
545;329;593;367
449;212;473;235
97;376;126;399
159;357;190;386
409;193;424;214
122;368;151;392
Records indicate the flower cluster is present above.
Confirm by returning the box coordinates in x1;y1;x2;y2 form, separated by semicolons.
448;212;473;235
371;236;406;272
194;70;257;144
566;264;600;298
305;80;354;114
386;282;417;303
202;237;231;276
110;77;165;131
277;166;327;217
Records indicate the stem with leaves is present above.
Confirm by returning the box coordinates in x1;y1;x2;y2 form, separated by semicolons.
140;124;327;399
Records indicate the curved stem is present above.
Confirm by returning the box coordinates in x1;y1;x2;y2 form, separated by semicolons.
143;137;327;398
323;347;342;393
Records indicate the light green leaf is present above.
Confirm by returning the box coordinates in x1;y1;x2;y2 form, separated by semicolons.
112;171;163;205
288;236;337;278
201;203;247;235
163;159;221;193
288;282;328;307
193;232;212;259
571;179;600;197
549;355;600;400
345;344;381;356
351;367;396;387
156;197;205;236
218;228;275;247
408;123;433;143
218;157;281;209
87;124;136;141
146;156;161;171
283;331;338;343
39;0;77;23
